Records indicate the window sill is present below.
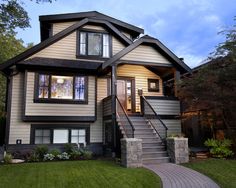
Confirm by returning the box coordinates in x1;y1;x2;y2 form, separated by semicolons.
33;98;88;104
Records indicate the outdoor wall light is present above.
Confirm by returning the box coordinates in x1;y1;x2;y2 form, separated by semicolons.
138;88;143;96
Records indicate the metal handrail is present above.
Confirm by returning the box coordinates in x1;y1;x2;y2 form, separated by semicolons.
141;96;168;130
116;95;135;138
146;119;165;144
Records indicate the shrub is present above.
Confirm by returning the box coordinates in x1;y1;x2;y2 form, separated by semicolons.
57;152;70;160
49;149;60;157
34;145;49;161
82;150;93;159
204;138;234;158
44;153;55;161
63;143;75;154
27;152;39;162
12;151;31;160
3;153;12;164
70;150;82;160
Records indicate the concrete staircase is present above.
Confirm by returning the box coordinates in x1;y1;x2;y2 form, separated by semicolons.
118;115;170;164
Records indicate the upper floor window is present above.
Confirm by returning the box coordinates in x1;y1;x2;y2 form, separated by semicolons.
78;31;110;58
36;73;87;104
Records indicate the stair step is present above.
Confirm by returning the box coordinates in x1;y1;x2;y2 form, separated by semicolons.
142;157;170;164
134;133;156;138
142;151;168;158
141;137;161;142
143;146;166;152
142;142;164;147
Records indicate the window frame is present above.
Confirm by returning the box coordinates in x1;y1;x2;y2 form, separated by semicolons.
147;79;160;92
34;72;88;104
31;124;90;145
76;29;112;59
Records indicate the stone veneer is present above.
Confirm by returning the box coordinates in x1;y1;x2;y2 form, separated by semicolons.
166;137;189;164
121;138;142;168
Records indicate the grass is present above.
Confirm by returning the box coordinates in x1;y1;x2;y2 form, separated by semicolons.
0;160;161;188
183;158;236;188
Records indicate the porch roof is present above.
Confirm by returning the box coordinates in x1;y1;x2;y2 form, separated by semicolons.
102;35;192;74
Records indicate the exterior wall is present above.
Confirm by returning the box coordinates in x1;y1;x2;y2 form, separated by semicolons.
90;78;108;143
117;64;163;111
146;99;180;115
8;72;107;145
52;21;77;35
9;73;31;144
121;45;172;65
25;72;95;116
112;36;126;55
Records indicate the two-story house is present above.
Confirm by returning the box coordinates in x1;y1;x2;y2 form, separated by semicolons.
0;11;191;164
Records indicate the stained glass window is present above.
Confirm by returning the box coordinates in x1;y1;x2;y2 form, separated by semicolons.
75;77;85;100
38;74;49;98
51;76;73;99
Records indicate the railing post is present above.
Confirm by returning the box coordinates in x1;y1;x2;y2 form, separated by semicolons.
111;65;117;150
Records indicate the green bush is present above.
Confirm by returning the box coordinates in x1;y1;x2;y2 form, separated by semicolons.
3;153;12;164
49;149;60;157
204;138;234;158
63;143;75;154
28;152;39;162
82;150;93;160
34;145;49;160
70;150;82;160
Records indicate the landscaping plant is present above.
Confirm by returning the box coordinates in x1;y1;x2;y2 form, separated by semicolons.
204;138;234;158
3;153;12;164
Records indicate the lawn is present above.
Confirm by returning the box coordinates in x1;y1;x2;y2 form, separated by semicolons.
0;160;161;188
183;159;236;188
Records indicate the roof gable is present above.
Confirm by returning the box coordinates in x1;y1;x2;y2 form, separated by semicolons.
103;35;192;73
0;18;132;72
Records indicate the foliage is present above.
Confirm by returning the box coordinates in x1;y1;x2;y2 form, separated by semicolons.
63;143;75;154
27;152;39;162
81;150;93;160
3;153;12;164
179;17;236;143
57;152;70;160
204;139;234;158
49;149;60;156
184;159;236;188
70;150;82;160
34;145;48;160
43;153;55;161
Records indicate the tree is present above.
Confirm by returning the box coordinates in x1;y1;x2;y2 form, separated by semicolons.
0;0;52;114
179;17;236;145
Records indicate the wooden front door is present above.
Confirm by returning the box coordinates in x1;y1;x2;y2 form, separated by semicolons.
117;78;135;112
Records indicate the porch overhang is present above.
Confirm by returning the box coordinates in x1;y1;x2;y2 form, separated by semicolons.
102;35;192;74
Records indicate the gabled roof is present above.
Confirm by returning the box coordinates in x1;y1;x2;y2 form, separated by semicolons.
0;17;132;72
102;35;192;73
40;11;144;40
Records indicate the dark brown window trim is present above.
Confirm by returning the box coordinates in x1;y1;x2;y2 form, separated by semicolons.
34;72;88;104
23;116;96;122
30;124;90;145
76;29;112;59
147;79;160;92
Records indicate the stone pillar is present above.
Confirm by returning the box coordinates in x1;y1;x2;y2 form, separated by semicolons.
121;138;142;168
166;137;189;164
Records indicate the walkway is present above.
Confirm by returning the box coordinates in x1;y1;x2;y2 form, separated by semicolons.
144;163;220;188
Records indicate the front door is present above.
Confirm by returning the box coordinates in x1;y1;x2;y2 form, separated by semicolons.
117;78;135;112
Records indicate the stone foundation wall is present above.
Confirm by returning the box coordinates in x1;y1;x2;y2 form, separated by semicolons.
121;138;142;168
167;137;189;164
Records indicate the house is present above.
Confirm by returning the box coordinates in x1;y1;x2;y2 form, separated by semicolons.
0;11;191;163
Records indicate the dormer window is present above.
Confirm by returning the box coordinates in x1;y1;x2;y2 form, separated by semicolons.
78;31;110;58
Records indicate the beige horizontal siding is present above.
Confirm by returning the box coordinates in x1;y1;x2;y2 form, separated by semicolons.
121;31;132;40
150;119;181;138
53;22;77;35
117;64;163;112
146;99;180;115
9;73;31;144
82;24;106;31
30;31;77;60
90;78;108;142
25;72;95;116
8;73;106;144
112;36;126;55
121;45;172;65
